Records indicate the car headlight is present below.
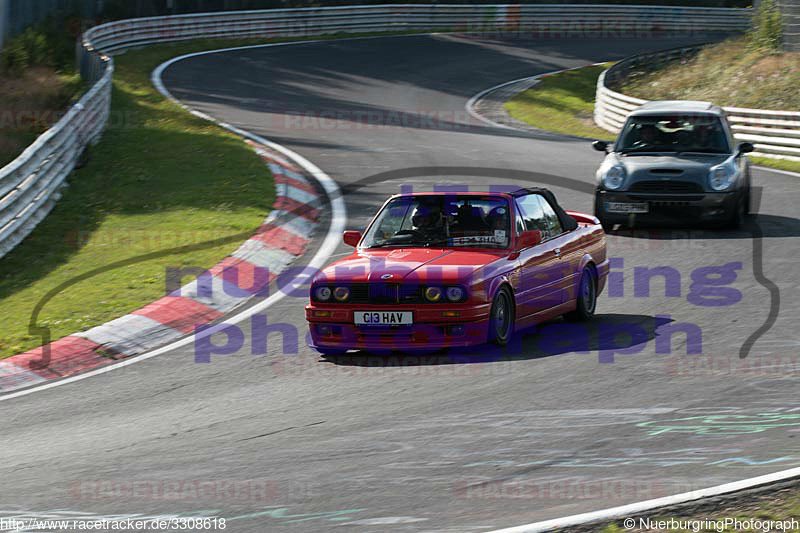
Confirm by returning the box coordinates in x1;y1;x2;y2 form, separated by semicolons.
602;165;626;190
709;161;738;191
314;286;332;301
333;286;350;302
425;286;443;302
445;286;465;302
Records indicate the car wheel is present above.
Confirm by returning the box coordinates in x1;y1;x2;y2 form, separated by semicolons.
728;194;747;229
315;347;347;356
488;287;513;347
565;266;597;322
598;216;614;233
594;196;614;232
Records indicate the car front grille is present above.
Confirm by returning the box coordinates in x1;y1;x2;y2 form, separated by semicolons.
630;181;704;194
314;283;438;304
353;283;397;304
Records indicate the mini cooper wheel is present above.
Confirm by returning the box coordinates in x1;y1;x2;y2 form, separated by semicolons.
489;287;513;347
594;197;614;233
728;192;749;229
565;266;597;322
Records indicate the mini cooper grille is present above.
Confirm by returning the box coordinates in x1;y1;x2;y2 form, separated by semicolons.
649;168;684;175
630;181;703;194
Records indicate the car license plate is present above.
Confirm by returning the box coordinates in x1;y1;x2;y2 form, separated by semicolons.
354;311;413;326
605;201;649;214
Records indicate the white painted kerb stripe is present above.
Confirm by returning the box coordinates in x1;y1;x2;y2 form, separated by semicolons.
488;467;800;532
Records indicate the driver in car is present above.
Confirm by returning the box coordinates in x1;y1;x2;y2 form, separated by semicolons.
411;202;446;240
634;124;659;147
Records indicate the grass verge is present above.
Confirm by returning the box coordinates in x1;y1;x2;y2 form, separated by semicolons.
503;57;800;174
0;38;291;359
597;482;800;532
619;37;800;110
0;31;440;360
504;63;615;141
0;68;84;166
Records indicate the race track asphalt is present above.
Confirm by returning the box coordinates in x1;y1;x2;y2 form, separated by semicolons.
2;33;800;532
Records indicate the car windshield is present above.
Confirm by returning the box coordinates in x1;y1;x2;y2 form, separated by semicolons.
616;113;730;154
361;195;512;249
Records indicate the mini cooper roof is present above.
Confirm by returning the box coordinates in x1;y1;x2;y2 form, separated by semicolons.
629;100;725;117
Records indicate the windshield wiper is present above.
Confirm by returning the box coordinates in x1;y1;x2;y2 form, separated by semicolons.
367;242;406;248
620;148;677;155
678;150;728;156
423;239;452;248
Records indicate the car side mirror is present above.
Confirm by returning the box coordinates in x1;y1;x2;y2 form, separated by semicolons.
516;230;542;251
738;142;754;155
343;231;362;247
593;140;609;153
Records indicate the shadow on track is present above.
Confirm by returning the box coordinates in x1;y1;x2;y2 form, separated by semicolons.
321;313;671;366
607;213;800;240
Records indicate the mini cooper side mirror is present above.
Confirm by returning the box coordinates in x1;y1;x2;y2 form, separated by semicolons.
516;230;543;251
343;231;362;247
738;142;754;155
593;140;609;153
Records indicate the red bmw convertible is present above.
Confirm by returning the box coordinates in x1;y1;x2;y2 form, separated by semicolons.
306;188;608;355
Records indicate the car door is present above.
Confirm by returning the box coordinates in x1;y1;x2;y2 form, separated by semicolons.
536;194;583;302
514;194;571;319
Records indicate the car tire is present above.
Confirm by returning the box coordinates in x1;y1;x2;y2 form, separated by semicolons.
594;196;614;233
565;266;598;322
488;287;514;347
728;192;748;229
315;348;347;356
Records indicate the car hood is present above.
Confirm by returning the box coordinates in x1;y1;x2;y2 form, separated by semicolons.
315;248;508;285
612;153;730;185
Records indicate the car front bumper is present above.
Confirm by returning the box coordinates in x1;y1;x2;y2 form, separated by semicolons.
306;303;492;353
596;189;742;225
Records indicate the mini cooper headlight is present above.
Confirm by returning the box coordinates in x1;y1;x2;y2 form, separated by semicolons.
603;165;626;190
445;286;465;302
709;161;738;191
314;286;332;301
425;286;443;302
333;286;351;302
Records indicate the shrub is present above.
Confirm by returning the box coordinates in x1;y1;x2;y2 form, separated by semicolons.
1;16;76;75
750;0;784;52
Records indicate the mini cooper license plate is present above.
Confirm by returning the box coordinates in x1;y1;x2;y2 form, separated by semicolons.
354;311;413;326
606;201;649;214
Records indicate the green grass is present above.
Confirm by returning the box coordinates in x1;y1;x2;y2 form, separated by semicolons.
751;156;800;174
0;70;84;166
619;37;800;110
0;31;448;359
504;63;615;142
0;38;289;359
504;58;800;175
598;483;800;532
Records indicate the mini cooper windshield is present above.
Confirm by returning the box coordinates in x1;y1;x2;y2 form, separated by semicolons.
362;195;512;249
616;114;730;154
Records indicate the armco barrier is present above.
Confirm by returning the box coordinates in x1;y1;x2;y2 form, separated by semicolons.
594;45;800;162
0;4;751;260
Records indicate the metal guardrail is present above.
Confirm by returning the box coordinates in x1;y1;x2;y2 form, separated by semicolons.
595;45;800;162
0;4;752;260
